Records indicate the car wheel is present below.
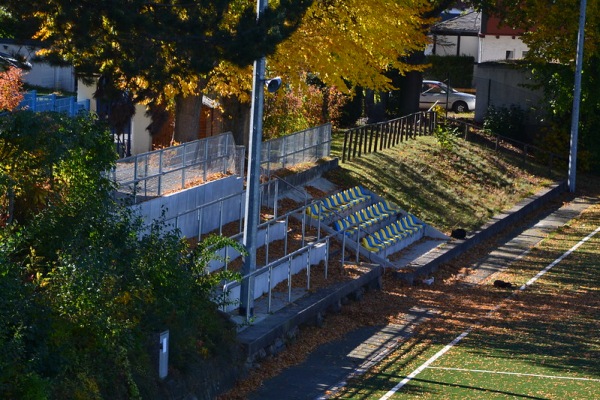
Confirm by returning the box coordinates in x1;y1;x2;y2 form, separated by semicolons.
452;101;468;113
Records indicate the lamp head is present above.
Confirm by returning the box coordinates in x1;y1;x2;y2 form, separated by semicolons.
265;77;282;93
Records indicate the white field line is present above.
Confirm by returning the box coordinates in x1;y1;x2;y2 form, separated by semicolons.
426;366;600;382
429;367;600;382
378;225;600;400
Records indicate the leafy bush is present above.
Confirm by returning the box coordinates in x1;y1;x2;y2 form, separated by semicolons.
530;58;600;172
0;66;24;111
263;78;347;139
1;111;243;398
433;123;460;152
483;105;527;141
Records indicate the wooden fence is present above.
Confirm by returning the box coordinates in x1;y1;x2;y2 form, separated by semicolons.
342;111;436;162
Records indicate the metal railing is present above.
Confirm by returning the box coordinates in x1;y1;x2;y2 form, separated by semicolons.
261;123;332;176
112;132;244;202
219;196;397;322
222;235;331;319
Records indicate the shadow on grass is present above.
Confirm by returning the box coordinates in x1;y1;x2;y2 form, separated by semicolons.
327;134;559;233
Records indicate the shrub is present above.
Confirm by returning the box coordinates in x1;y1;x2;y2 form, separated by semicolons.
483;105;526;141
1;111;244;398
424;55;475;89
263;79;348;139
434;123;460;152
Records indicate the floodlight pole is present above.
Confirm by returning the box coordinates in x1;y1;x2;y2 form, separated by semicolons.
240;0;268;317
568;0;587;193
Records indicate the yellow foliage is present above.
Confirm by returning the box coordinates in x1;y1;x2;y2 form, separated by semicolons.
268;0;432;92
206;62;253;103
207;0;433;102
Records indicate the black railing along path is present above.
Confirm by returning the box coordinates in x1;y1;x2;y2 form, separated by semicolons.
342;111;436;162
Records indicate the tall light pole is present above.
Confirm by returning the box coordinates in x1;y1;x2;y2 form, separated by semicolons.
568;0;587;193
240;0;268;317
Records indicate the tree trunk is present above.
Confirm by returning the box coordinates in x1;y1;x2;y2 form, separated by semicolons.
396;69;423;116
365;89;386;124
220;96;251;146
174;94;203;143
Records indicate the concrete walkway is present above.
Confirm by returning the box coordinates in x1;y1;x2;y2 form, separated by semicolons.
245;194;597;400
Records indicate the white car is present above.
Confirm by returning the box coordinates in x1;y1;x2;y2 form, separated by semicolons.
420;80;476;113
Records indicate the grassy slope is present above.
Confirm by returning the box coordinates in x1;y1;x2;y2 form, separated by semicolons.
326;131;564;234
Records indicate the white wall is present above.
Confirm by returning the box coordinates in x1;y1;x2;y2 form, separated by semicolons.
78;78;153;155
131;104;153;155
478;36;529;63
1;42;75;92
77;78;97;110
426;34;529;65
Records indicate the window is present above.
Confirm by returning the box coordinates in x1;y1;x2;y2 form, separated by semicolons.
506;50;514;60
422;83;444;94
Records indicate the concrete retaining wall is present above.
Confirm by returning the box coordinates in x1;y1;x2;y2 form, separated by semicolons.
236;265;384;364
207;221;287;273
131;176;244;237
398;181;568;282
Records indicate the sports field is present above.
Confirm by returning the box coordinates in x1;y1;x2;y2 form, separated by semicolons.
336;202;600;399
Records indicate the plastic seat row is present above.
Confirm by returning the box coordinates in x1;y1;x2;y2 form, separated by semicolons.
306;186;371;220
361;214;425;252
333;201;400;234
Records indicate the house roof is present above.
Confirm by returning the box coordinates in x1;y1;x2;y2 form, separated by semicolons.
431;11;481;36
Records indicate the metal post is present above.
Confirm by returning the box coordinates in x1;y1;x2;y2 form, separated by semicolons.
445;75;450;119
182;144;187;191
158;330;169;380
240;0;268;317
568;0;587;193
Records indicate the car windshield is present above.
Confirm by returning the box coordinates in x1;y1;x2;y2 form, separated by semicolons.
422;82;458;94
436;82;457;93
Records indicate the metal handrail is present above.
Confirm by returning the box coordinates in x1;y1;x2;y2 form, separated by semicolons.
222;234;331;322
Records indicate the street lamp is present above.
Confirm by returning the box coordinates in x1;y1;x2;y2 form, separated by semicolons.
239;69;282;318
568;0;587;193
239;0;284;318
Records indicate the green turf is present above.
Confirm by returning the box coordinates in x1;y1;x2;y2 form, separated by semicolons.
335;204;600;399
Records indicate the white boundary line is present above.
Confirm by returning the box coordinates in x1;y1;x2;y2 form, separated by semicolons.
426;366;600;382
379;225;600;400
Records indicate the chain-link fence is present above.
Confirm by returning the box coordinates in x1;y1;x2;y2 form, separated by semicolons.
260;123;331;176
112;132;244;203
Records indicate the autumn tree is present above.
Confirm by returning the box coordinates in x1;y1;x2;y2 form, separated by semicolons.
208;0;436;138
484;0;600;170
4;0;312;143
0;66;23;111
0;111;244;397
